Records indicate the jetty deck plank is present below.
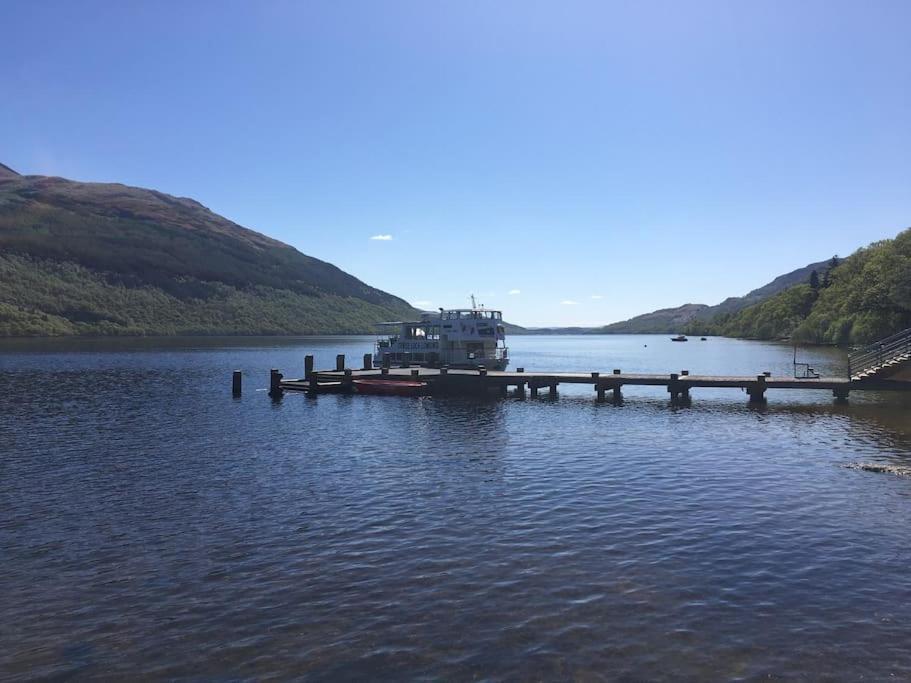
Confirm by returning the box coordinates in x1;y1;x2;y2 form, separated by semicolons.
279;367;911;394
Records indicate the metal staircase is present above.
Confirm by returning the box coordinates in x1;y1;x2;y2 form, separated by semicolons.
848;327;911;381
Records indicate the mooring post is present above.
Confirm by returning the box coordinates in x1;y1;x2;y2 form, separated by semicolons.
336;354;345;372
833;386;850;403
308;370;318;395
232;370;242;396
613;369;621;375
383;353;391;369
343;368;353;392
530;382;538;398
269;368;283;397
549;382;558;399
516;381;526;399
304;355;314;381
363;353;373;370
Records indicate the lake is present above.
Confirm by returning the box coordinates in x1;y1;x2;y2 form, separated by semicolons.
2;334;911;680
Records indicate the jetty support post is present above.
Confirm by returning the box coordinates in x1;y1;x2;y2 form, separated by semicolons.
308;369;318;395
269;368;284;398
529;381;538;398
343;369;353;393
748;375;767;404
593;373;605;403
336;354;345;372
516;381;526;400
668;373;680;402
382;353;391;369
477;366;492;396
833;386;850;403
304;355;314;381
438;366;448;395
232;370;242;396
610;381;623;405
363;353;373;370
549;382;558;399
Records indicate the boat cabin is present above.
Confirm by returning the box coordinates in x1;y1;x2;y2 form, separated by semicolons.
374;308;509;370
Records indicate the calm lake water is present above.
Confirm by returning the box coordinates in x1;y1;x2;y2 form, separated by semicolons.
3;335;911;680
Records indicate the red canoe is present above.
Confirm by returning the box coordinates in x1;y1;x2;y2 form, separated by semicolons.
353;379;428;396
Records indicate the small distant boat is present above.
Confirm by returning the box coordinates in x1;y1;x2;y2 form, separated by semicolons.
671;335;688;342
353;379;427;396
700;337;707;341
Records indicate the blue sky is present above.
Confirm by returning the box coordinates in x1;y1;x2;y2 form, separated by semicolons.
2;0;909;326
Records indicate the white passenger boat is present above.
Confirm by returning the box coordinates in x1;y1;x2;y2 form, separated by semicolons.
374;303;509;370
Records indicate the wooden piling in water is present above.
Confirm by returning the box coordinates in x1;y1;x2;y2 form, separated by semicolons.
363;353;373;370
269;369;283;397
304;355;314;381
232;370;242;396
336;354;345;372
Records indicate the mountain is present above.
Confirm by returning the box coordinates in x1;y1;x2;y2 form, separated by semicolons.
0;167;419;336
599;303;710;334
0;162;19;179
596;260;832;334
695;229;911;344
696;259;831;321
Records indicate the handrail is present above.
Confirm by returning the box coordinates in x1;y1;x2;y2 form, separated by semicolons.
848;326;911;379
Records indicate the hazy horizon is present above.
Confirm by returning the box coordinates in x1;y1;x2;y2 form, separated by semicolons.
3;0;909;327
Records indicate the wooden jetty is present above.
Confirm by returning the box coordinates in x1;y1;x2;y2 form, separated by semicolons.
249;352;911;405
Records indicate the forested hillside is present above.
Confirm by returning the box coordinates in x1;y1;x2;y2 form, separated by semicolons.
0;166;418;336
688;229;911;344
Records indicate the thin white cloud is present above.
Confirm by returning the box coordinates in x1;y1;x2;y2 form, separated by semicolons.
412;300;432;307
590;294;603;300
508;289;521;295
561;300;580;305
370;234;393;241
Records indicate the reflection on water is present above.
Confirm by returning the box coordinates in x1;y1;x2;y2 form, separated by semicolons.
2;335;911;679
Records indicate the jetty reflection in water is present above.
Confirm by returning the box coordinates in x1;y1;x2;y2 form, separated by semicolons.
2;335;911;679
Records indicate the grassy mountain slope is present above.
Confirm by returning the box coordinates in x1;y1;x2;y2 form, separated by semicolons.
691;229;911;344
0;168;418;336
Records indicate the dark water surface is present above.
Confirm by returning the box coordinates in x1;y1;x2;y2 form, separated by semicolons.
2;335;911;680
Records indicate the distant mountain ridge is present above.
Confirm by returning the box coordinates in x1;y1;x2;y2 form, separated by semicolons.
0;166;419;336
597;260;831;334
